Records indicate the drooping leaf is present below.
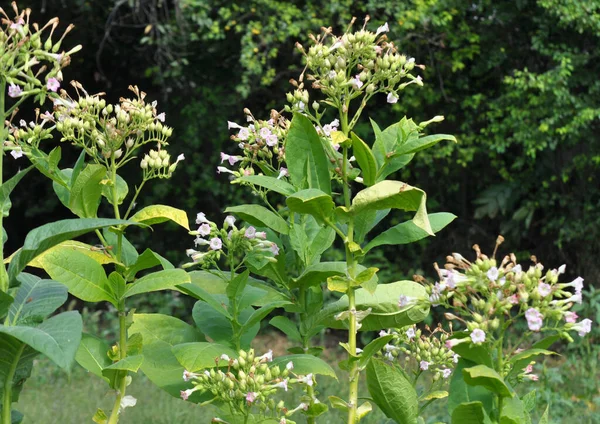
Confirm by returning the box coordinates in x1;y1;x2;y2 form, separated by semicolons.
366;358;418;424
124;269;190;298
462;365;514;398
364;212;457;253
286;189;335;224
172;342;237;372
354;209;390;244
225;204;288;234
130;205;190;230
7;273;67;325
26;240;117;268
500;395;531;424
286;113;331;193
238;175;296;196
68;164;107;218
395;133;457;156
124;248;174;281
270;354;337;379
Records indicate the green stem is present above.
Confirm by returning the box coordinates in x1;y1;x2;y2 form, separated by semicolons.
2;343;24;424
107;307;128;424
0;78;6;293
299;286;316;424
123;179;146;220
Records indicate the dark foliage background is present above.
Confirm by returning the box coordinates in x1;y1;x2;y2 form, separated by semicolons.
8;0;600;288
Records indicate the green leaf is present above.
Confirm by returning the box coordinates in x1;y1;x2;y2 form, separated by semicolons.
420;391;449;401
351;180;433;235
354;209;390;244
509;348;557;364
128;314;205;398
226;270;249;304
92;409;108;424
238;300;291;335
225;204;288;235
130;205;190;230
286;113;331;194
371;118;416;181
500;396;531;424
538;406;549;424
0;166;32;217
521;389;536;413
124;269;190;298
192;299;257;349
69;164;107;218
366;358;418;424
395;133;457;156
75;333;111;379
107;272;126;301
28;146;69;187
102;229;139;267
269;316;301;342
318;281;429;331
507;335;559;381
449;334;493;367
351;132;377;186
357;401;372;420
101;173;129;205
25;240;117;268
101;355;144;388
357;335;394;367
238;175;296;196
7;218;137;286
0;291;13;320
462;365;514;398
7;273;67;325
448;359;494;416
292;262;347;289
451;401;492;424
52;169;72;209
0;333;37;403
172;342;237;372
270;354;337;379
124;248;174;281
286;189;335;224
190;289;232;319
0;311;82;369
35;248;116;305
329;396;349;410
364;212;457;253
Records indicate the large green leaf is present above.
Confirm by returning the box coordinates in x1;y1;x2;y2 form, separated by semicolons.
364;212;456;253
451;401;493;424
7;273;67;325
0;333;38;402
0;166;32;217
101;173;129;205
291;262;347;289
317;281;429;331
395;133;457;156
500;396;531;424
7;218;136;286
238;175;296;196
35;248;116;305
128;314;205;399
102;229;139;267
286;189;335;224
0;291;13;320
507;335;560;382
351;132;377;186
0;311;82;370
69;164;106;218
354;209;390;244
238;300;291;335
269;316;301;342
449;333;493;367
351;180;433;235
286;113;331;194
192;299;258;349
225;204;288;235
75;333;111;380
172;342;238;372
462;365;514;398
371;118;416;181
124;269;190;298
25;240;117;268
270;354;337;379
366;358;418;424
28;146;69;187
124;248;174;281
130;205;190;230
448;359;494;416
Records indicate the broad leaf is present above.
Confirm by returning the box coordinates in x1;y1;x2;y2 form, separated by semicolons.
357;335;394;367
7;273;67;325
351;132;377;186
130;205;190;230
172;342;237;372
451;401;492;424
367;358;418;424
238;175;296;196
238;300;291;335
101;173;129;205
448;359;494;416
292;262;347;289
286;189;335;224
0;334;38;402
507;335;559;381
102;229;139;267
75;333;111;379
124;269;190;298
270;354;337;379
124;248;174;281
269;316;301;342
69;164;106;218
192;299;257;349
286;113;331;193
225;204;288;235
500;396;531;424
395;133;456;156
364;212;456;253
26;240;117;268
462;365;514;398
0;166;32;217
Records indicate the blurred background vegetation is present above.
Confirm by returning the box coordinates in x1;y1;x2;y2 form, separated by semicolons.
5;0;600;421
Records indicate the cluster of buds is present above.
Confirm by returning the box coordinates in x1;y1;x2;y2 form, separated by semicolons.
5;109;54;158
180;349;310;423
292;17;424;127
53;84;177;168
140;148;184;180
422;236;593;372
0;2;80;105
184;213;280;268
221;108;289;180
379;324;457;382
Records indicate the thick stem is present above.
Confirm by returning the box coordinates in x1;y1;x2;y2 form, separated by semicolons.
299;286;316;424
0;79;6;293
2;343;24;424
107;308;128;424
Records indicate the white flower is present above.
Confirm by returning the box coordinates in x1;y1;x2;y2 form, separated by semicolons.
176;153;185;163
271;242;280;256
470;329;486;344
194;236;209;247
224;215;236;228
406;327;416;340
237;128;250;140
46;78;60;92
220;354;230;362
453;353;459;363
183;370;198;382
180;389;194;401
277;168;288;180
274;378;289;391
445;337;468;349
217;166;235;175
379;330;390;337
19;119;26;127
296;101;305;111
564;311;578;323
228;121;243;129
266;134;278;146
525;308;543;332
260;127;272;139
387;92;399;104
420;360;430;371
299;373;313;386
486;267;499;282
246;392;257;403
259;350;273;362
10;148;23;159
198;223;211;236
558;264;566;274
538;282;552;297
442;368;452;379
119;395;137;412
376;22;389;36
328;70;337;79
245;226;256;239
398;294;411;308
384;343;395;353
255;231;267;239
572;318;592;337
350;75;364;89
322;124;333;136
210;237;223;250
286;361;294;371
512;264;522;274
8;84;22;98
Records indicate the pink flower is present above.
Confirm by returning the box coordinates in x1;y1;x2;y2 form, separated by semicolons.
46;78;60;92
180;389;194;400
419;360;430;371
445;337;468;349
237;128;250;140
182;370;199;382
398;294;411;308
442;368;452;379
525;308;543;332
271;242;280;256
266;134;278;146
564;311;578;323
209;237;222;250
255;231;267;239
8;84;22;98
470;329;486;344
198;223;211;236
245;226;256;239
277;168;288;180
260;127;271;139
246;392;257;403
538;282;552;297
508;294;519;305
350;75;364;89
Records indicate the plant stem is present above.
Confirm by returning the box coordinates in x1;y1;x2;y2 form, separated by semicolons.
123;179;146;220
2;343;24;424
299;286;316;424
0;78;7;293
107;305;128;424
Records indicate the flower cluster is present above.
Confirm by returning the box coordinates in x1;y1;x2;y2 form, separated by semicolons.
423;237;593;370
379;324;457;382
180;349;310;423
220;108;289;179
140;149;184;180
5;110;54;158
184;213;280;269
